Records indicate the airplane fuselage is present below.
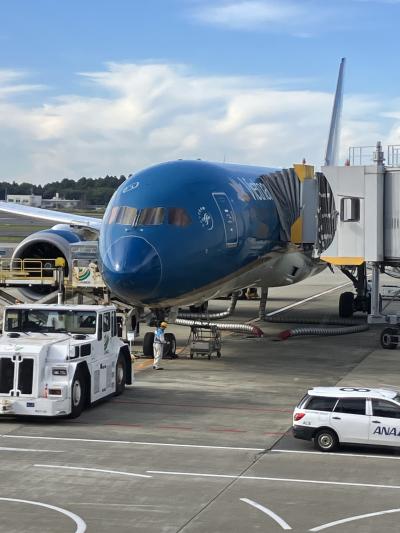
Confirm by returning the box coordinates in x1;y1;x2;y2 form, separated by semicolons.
99;160;322;308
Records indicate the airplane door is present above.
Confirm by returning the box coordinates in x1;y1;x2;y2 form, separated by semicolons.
213;193;238;247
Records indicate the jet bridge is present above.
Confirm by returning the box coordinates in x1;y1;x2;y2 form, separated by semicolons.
320;142;400;324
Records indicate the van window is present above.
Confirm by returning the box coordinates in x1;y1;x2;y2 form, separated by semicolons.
372;399;400;419
334;398;366;415
306;396;337;411
168;208;192;227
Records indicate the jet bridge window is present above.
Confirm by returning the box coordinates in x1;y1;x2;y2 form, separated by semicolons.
340;197;360;222
168;208;192;227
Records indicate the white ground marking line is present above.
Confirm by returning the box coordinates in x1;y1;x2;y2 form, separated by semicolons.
147;470;400;490
240;498;292;530
0;434;264;451
266;282;351;317
35;464;152;478
0;447;63;453
310;508;400;531
0;497;86;533
272;449;400;461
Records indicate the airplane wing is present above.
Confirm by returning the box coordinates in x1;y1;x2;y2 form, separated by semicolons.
0;201;102;231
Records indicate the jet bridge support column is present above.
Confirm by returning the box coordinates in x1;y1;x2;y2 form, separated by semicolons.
369;263;381;321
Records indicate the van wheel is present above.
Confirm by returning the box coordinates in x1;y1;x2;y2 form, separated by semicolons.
314;429;338;452
115;354;126;395
143;332;155;357
70;369;86;418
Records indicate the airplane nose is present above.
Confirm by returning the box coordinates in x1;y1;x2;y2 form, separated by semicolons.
102;236;162;301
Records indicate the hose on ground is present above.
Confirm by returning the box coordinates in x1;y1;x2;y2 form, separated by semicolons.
175;318;264;337
278;324;369;340
265;315;365;326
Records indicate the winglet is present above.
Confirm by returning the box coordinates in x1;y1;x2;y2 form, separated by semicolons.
324;57;346;166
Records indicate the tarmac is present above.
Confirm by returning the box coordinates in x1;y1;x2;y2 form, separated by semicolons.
1;269;400;532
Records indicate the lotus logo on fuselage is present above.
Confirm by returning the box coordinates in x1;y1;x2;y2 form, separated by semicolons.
198;206;213;231
122;182;139;194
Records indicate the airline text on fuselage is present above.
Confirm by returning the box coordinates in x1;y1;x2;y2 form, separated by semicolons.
236;177;272;202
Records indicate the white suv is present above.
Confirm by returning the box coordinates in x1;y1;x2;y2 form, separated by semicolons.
293;387;400;452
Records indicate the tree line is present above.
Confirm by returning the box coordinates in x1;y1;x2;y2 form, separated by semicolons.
0;175;127;207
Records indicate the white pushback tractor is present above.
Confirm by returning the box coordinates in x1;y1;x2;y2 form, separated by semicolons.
0;303;133;417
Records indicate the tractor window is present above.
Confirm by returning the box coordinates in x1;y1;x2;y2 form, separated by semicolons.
103;312;111;332
97;314;103;340
4;308;96;334
112;312;117;337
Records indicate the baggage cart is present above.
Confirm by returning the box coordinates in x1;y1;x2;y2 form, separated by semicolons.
190;325;221;359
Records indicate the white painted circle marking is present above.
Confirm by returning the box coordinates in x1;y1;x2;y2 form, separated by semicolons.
0;497;86;533
240;498;292;530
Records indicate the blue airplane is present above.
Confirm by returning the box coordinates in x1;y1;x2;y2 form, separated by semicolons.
0;60;345;326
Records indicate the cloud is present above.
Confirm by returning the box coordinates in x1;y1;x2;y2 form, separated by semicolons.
189;0;331;33
0;69;44;98
0;63;396;183
191;1;304;29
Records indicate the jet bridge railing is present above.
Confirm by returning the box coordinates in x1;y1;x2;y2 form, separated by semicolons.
348;144;400;167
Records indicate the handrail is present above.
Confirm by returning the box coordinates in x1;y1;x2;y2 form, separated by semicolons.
348;144;400;167
0;258;58;278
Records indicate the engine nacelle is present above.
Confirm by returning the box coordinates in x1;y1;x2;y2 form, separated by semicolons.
12;225;96;299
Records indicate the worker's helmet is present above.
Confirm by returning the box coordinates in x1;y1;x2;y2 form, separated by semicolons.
160;321;168;328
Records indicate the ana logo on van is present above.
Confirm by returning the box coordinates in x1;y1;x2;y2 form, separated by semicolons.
373;426;400;436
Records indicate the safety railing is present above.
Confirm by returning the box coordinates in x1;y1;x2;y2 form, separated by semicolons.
0;259;58;280
348;144;400;167
0;257;106;289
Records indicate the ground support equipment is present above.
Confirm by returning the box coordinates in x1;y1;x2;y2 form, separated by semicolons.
190;325;221;360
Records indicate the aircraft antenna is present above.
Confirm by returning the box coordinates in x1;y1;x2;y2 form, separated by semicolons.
324;57;346;166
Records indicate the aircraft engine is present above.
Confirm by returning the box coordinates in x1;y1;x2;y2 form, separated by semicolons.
12;224;93;299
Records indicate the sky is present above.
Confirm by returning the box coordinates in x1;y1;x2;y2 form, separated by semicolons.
1;0;400;183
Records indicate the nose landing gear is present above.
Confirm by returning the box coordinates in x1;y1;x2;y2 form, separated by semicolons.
338;264;376;318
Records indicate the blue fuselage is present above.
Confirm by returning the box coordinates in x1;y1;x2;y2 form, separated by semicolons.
99;160;313;307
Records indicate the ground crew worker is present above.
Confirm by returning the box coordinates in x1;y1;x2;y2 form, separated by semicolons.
153;321;168;370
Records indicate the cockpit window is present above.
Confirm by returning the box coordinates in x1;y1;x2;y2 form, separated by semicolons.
108;206;119;224
107;206;164;226
168;208;192;227
107;206;138;225
117;207;138;225
137;207;164;226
